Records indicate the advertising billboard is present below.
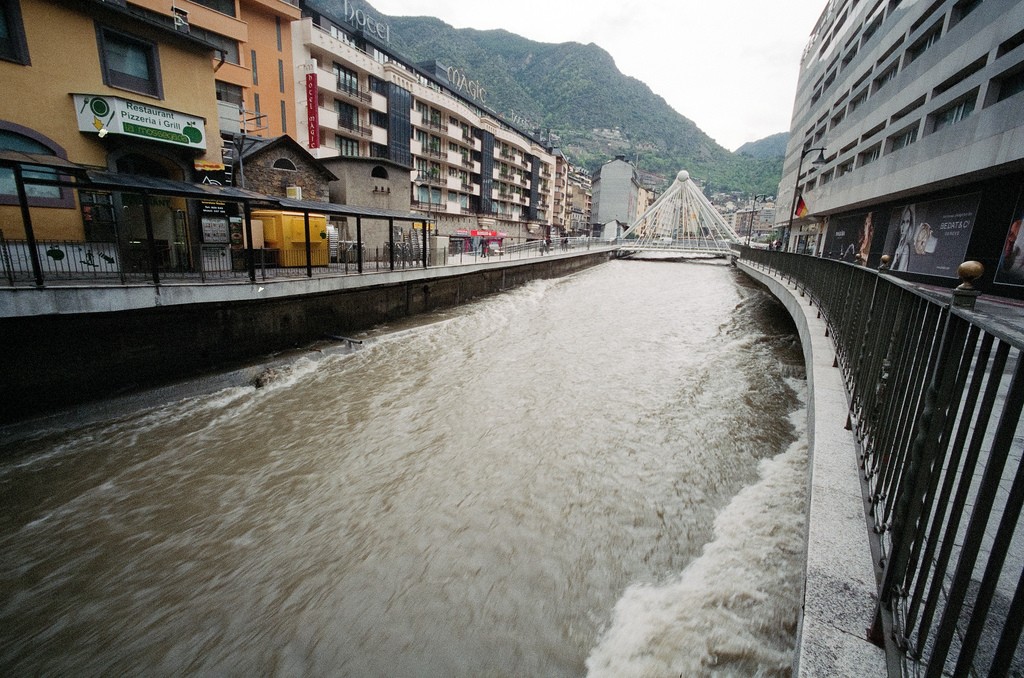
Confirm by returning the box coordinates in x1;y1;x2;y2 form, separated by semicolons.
881;193;980;278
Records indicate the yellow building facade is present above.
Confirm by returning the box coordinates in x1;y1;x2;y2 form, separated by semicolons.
1;0;225;242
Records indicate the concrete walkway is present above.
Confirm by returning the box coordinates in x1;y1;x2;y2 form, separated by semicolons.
738;261;888;677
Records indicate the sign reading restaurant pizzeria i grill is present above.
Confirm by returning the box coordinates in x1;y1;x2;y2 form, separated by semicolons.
73;94;207;150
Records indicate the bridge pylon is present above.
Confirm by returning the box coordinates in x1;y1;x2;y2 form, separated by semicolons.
619;170;741;256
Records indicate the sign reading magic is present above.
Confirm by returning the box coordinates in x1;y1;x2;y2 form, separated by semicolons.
73;94;207;150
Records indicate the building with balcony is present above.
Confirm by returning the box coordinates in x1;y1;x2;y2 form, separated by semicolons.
291;0;557;248
781;0;1024;297
567;164;593;236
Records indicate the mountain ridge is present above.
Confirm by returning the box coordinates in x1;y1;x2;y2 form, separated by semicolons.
328;1;785;193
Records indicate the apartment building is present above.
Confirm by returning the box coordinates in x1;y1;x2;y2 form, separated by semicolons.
781;0;1024;296
292;0;557;246
567;164;593;236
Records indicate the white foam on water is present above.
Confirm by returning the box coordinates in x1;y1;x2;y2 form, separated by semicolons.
586;402;809;678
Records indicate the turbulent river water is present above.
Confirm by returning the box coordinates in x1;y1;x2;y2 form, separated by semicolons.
1;259;809;677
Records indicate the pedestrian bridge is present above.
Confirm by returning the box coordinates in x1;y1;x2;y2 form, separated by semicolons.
616;170;741;258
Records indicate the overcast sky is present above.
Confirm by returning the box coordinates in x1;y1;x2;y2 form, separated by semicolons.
368;0;828;151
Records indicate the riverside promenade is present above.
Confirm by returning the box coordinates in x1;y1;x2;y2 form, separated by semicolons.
742;248;1024;678
740;260;887;677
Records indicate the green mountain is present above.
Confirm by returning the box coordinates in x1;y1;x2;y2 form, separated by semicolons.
736;133;789;159
330;1;783;194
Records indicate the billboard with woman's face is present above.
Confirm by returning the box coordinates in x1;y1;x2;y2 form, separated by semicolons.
823;211;879;265
882;193;980;277
995;188;1024;286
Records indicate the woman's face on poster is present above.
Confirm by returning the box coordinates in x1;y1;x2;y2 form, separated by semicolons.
900;207;913;236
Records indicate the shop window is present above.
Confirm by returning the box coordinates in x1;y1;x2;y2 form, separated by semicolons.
0;126;72;208
0;0;30;64
97;26;162;98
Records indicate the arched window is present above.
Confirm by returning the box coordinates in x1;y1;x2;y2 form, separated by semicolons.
371;165;389;179
272;157;297;171
0;124;72;208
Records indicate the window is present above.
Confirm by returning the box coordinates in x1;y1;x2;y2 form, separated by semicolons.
849;89;868;113
336;136;359;157
0;126;71;207
189;0;236;17
98;27;162;97
334;63;358;94
887;124;919;152
991;68;1024;104
950;0;982;28
872;65;898;93
335;101;358;130
907;24;942;64
858;144;881;166
932;94;976;132
216;81;243;106
0;0;30;64
272;158;296;171
837;159;854;177
369;76;387;95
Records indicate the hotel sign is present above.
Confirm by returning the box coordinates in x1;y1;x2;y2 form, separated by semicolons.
73;94;206;150
306;71;319;149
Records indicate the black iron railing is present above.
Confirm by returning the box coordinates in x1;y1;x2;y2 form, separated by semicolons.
740;247;1024;677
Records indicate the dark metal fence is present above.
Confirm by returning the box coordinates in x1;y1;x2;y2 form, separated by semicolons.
741;247;1024;678
1;232;598;287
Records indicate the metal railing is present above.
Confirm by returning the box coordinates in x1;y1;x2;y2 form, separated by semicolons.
1;231;602;287
740;247;1024;677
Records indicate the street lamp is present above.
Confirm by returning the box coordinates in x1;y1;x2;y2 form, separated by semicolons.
745;194;770;246
784;146;827;251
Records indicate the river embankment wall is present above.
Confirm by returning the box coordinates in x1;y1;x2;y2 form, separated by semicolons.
738;261;886;677
1;251;611;422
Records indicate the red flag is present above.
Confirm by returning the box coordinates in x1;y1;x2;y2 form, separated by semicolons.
795;196;808;218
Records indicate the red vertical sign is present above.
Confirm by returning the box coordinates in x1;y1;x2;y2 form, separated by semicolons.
306;72;319;149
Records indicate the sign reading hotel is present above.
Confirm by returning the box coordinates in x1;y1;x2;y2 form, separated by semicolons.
306;71;319;149
73;94;207;150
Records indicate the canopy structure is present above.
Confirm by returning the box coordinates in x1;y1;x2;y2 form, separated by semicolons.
619;170;741;256
0;151;430;284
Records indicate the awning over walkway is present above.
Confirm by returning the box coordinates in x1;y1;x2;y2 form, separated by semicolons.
0;151;429;284
0;150;425;222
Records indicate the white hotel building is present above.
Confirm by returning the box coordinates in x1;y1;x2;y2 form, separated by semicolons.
780;0;1024;297
291;0;558;247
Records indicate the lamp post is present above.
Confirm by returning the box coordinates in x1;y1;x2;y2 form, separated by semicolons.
784;147;826;251
745;194;770;246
